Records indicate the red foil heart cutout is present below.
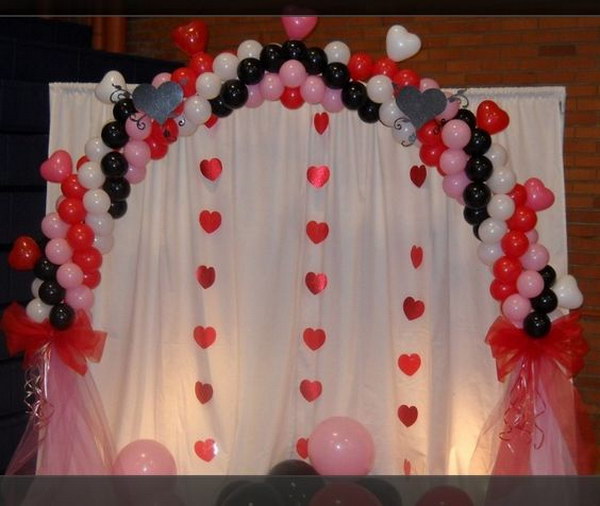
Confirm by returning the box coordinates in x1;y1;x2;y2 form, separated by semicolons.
307;166;330;188
300;379;322;402
171;20;209;56
313;112;329;134
199;158;223;181
199;210;222;233
195;381;213;404
306;221;329;244
303;328;326;350
403;297;425;320
196;266;215;288
305;272;328;294
398;404;419;427
404;459;412;475
194;438;216;462
8;236;42;271
476;100;510;135
193;326;216;348
296;437;309;459
398;353;422;376
410;245;423;269
410;164;427;188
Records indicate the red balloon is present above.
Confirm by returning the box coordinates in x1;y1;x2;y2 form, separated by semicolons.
417;120;443;146
82;269;101;289
476;100;510;135
188;52;214;75
146;136;169;160
161;118;179;144
171;20;209;56
392;68;421;88
66;223;95;251
73;247;103;273
507;183;527;207
205;114;218;129
506;206;537;232
492;256;523;283
501;230;529;258
150;121;169;144
347;52;374;82
171;67;198;97
61;174;87;200
419;143;446;167
8;236;41;271
76;155;90;169
280;87;304;109
490;278;517;301
372;57;397;78
57;198;86;224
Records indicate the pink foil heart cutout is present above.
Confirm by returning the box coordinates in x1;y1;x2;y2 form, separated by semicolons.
524;177;555;211
40;150;73;183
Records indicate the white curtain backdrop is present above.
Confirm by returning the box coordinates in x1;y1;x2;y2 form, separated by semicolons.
46;83;567;475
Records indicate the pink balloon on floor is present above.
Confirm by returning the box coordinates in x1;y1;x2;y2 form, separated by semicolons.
308;416;374;475
113;439;177;475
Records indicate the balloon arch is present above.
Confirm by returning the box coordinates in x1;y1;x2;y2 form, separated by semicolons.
1;18;594;476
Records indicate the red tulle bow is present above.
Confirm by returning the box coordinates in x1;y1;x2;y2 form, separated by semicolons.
1;302;106;375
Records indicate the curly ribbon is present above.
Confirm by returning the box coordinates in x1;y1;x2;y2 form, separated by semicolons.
486;311;597;474
1;302;107;376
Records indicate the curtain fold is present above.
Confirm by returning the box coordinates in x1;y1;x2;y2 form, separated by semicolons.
42;83;568;474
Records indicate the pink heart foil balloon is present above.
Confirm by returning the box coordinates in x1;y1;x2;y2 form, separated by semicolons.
524;177;555;211
281;16;318;40
40;150;73;183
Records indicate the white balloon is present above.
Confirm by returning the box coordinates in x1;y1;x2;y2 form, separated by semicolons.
86;212;114;236
237;39;263;60
213;53;240;81
93;234;114;254
174;114;199;137
83;189;111;215
391;117;416;146
85;137;112;162
78;161;105;190
487;194;515;221
94;70;128;104
196;72;223;100
486;143;508;168
31;278;43;298
554;274;584;309
379;99;403;127
366;74;394;104
324;40;351;64
477;241;504;266
386;24;421;62
26;298;51;323
478;218;508;244
184;95;212;125
487;167;516;194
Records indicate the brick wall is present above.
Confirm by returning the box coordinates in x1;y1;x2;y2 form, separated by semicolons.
127;16;600;466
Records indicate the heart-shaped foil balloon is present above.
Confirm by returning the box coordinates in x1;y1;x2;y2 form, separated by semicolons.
132;82;184;124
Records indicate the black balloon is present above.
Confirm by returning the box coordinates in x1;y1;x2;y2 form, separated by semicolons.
524;311;551;338
34;257;58;281
108;200;128;219
101;151;128;178
464;128;491;156
531;288;558;314
221;482;284;506
454;108;476;130
237;58;265;85
355;478;403;506
358;99;381;123
260;44;285;73
38;280;65;305
341;81;367;110
221;80;249;109
268;459;319;475
303;47;328;75
539;265;557;288
101;121;129;149
209;96;234;118
281;40;308;62
463;182;491;208
465;156;493;182
103;177;131;201
113;98;137;123
266;461;324;506
463;205;489;225
49;303;75;330
322;62;350;89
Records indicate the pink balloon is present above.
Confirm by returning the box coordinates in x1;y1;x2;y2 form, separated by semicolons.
279;60;307;88
301;75;325;104
436;92;461;123
245;84;264;108
45;238;73;265
56;262;84;289
308;416;374;475
501;293;532;326
260;72;284;101
517;270;544;298
321;87;344;113
125;164;147;184
520;243;550;271
442;170;470;202
152;72;171;88
124;140;151;168
113;439;177;475
125;113;151;141
419;77;439;91
281;16;318;40
441;119;471;149
41;212;70;239
439;148;469;175
525;229;539;244
65;284;94;311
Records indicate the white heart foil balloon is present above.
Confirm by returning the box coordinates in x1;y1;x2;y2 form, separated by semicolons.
386;25;421;62
95;70;128;104
554;274;584;309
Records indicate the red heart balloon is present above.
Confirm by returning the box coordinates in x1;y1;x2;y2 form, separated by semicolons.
8;236;41;271
476;100;510;135
171;20;209;56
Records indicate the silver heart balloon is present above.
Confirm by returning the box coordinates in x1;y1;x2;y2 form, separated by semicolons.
395;86;448;130
132;82;184;125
